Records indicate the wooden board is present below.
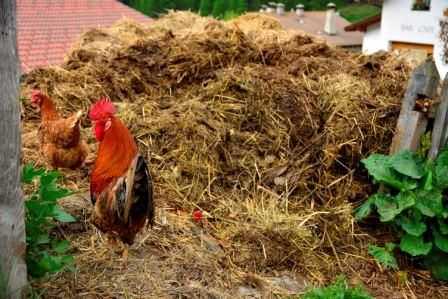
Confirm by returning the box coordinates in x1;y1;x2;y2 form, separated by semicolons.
429;73;448;159
390;111;428;154
390;60;439;154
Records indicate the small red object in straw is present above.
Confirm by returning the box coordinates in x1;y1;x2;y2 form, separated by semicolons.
192;210;203;223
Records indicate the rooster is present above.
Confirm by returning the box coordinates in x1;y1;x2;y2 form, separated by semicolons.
30;90;88;170
88;98;154;260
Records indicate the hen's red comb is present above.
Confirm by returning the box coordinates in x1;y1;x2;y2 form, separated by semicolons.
89;97;116;121
31;89;43;97
30;89;44;101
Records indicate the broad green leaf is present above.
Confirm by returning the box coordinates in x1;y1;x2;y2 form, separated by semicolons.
34;234;50;245
397;214;427;236
22;164;45;184
354;195;376;220
53;240;70;254
390;150;424;179
385;242;397;251
39;173;71;201
374;193;401;222
37;253;63;274
438;219;448;235
423;163;434;191
415;189;444;217
368;244;398;269
60;255;74;266
361;154;416;190
39;171;60;187
42;188;72;202
25;200;54;219
434;230;448;253
399;234;432;256
27;258;45;278
396;191;416;211
435;148;448;189
52;206;76;223
424;249;448;281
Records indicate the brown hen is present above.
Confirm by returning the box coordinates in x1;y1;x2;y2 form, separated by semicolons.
30;90;89;170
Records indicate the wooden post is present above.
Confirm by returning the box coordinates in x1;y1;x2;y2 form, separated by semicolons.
390;60;439;154
0;1;27;298
429;73;448;159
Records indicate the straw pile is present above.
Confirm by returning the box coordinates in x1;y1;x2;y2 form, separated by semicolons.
21;11;448;299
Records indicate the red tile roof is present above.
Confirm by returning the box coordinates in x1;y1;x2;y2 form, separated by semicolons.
17;0;153;73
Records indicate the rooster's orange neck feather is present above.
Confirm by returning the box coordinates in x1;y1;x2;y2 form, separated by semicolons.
40;96;59;121
90;117;138;194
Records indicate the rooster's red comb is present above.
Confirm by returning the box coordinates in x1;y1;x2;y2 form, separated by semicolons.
89;97;116;121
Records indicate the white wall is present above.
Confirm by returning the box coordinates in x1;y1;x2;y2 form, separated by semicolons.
362;23;390;54
361;0;447;79
381;0;443;45
435;17;448;79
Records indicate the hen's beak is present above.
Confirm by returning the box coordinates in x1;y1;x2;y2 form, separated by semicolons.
30;102;40;111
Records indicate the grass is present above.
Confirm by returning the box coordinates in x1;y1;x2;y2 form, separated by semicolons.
339;4;381;23
298;276;373;299
302;0;347;11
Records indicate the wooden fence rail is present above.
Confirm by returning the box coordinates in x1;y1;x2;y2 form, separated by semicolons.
390;59;448;159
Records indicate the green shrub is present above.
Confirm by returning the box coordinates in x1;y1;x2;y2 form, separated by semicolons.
356;148;448;280
23;164;76;278
199;0;213;15
211;0;227;18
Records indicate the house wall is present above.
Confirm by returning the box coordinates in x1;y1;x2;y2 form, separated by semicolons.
434;19;448;79
381;0;443;45
362;0;447;79
362;23;390;54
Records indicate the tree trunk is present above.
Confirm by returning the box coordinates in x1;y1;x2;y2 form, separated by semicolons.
0;1;27;298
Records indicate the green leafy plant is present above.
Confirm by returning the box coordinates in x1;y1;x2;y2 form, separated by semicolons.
23;164;76;278
299;276;373;299
368;243;398;270
356;149;448;280
417;132;431;158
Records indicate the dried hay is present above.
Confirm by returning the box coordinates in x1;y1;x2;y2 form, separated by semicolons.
21;12;448;299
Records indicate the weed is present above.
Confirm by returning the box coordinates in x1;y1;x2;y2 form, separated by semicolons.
23;164;76;278
356;149;448;280
298;276;373;299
